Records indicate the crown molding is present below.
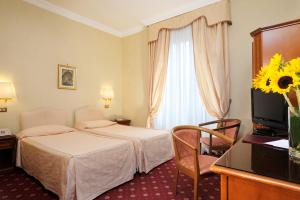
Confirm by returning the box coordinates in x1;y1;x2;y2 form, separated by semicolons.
141;0;221;26
23;0;221;37
23;0;123;37
121;26;146;37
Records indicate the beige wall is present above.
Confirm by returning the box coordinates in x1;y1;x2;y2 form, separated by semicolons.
122;0;300;134
2;0;300;133
122;30;149;127
0;0;123;132
228;0;300;136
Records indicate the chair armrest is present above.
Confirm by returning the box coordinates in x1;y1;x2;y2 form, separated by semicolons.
213;124;240;131
198;120;222;127
199;127;234;145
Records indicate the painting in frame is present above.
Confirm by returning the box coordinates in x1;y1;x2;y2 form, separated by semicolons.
58;64;77;90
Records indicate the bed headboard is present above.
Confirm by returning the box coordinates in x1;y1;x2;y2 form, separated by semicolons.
20;108;68;130
75;106;104;123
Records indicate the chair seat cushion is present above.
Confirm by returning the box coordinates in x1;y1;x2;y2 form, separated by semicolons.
180;155;217;175
200;137;231;150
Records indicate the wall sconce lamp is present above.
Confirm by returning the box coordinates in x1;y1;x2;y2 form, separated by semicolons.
100;87;114;109
0;82;16;112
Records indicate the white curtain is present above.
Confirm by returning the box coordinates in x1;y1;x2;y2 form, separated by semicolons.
192;18;230;119
146;30;170;128
154;25;214;130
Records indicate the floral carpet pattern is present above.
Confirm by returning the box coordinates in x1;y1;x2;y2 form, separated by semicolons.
0;159;220;200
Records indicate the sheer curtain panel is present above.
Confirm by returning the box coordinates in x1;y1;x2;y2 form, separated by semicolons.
154;26;214;130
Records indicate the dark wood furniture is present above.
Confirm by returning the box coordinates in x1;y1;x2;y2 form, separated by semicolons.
211;139;300;200
242;134;284;145
199;119;241;155
217;18;300;200
251;18;300;78
113;119;131;126
172;125;234;200
251;18;300;132
0;135;16;174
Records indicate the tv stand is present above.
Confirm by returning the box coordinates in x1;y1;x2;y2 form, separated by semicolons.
254;128;275;136
254;128;288;138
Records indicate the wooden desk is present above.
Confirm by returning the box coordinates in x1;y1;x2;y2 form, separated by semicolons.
211;139;300;200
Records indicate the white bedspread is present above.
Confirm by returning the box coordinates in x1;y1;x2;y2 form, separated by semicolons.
82;125;174;173
18;132;136;200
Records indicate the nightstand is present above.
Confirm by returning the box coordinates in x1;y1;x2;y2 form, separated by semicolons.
113;119;131;126
0;135;16;174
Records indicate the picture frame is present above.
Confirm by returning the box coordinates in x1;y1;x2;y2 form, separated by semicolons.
57;64;77;90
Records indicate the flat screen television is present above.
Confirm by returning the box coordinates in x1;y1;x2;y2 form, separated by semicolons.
251;88;288;131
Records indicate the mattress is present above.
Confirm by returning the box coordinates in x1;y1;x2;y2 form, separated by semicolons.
18;131;136;200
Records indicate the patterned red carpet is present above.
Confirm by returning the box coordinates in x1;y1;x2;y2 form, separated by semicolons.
0;159;220;200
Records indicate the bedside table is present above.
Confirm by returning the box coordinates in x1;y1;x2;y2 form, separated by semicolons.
0;135;16;174
113;119;131;126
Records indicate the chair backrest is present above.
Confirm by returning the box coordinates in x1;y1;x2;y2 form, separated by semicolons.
217;119;241;142
172;126;201;175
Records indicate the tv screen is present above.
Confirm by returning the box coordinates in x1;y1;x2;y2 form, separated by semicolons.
251;89;288;130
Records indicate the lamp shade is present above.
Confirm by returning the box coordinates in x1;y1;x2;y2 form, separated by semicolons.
0;82;16;99
100;87;114;99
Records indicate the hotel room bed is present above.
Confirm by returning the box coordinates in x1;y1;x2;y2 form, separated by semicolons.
16;109;136;200
75;107;174;173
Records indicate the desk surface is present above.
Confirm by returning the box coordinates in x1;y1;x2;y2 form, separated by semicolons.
215;139;300;185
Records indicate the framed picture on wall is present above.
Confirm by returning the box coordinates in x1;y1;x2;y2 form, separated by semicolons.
57;64;77;90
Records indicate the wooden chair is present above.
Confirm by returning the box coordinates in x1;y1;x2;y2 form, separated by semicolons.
172;125;234;200
199;119;241;155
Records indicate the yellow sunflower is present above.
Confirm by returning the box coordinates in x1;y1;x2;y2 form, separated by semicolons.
258;74;273;93
253;65;268;88
252;77;261;89
285;57;300;76
253;65;274;92
268;53;283;71
270;70;300;94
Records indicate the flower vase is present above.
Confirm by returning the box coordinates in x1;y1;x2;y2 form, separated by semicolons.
289;114;300;161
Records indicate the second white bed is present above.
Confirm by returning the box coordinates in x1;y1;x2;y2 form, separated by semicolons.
75;107;174;173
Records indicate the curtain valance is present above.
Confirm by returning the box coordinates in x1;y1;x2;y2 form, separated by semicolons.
148;0;231;42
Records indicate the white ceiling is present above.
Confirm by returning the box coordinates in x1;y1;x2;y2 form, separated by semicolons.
24;0;220;37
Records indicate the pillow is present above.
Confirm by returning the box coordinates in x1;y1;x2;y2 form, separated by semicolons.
77;120;117;129
17;125;75;139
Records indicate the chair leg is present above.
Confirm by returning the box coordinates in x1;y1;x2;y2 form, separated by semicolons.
194;176;199;200
174;169;179;195
209;135;212;155
199;143;202;154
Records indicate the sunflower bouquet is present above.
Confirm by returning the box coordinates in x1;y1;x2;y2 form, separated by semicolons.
253;53;300;117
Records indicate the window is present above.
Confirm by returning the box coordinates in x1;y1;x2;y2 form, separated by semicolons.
154;25;214;129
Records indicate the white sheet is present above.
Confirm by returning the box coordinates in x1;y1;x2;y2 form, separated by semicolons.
81;124;174;173
264;139;289;149
18;131;136;200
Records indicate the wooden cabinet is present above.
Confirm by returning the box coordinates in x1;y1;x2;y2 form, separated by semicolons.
0;135;16;174
251;18;300;130
251;18;300;78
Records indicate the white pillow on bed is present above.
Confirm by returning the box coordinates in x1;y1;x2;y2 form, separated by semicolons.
17;125;75;139
77;120;117;129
